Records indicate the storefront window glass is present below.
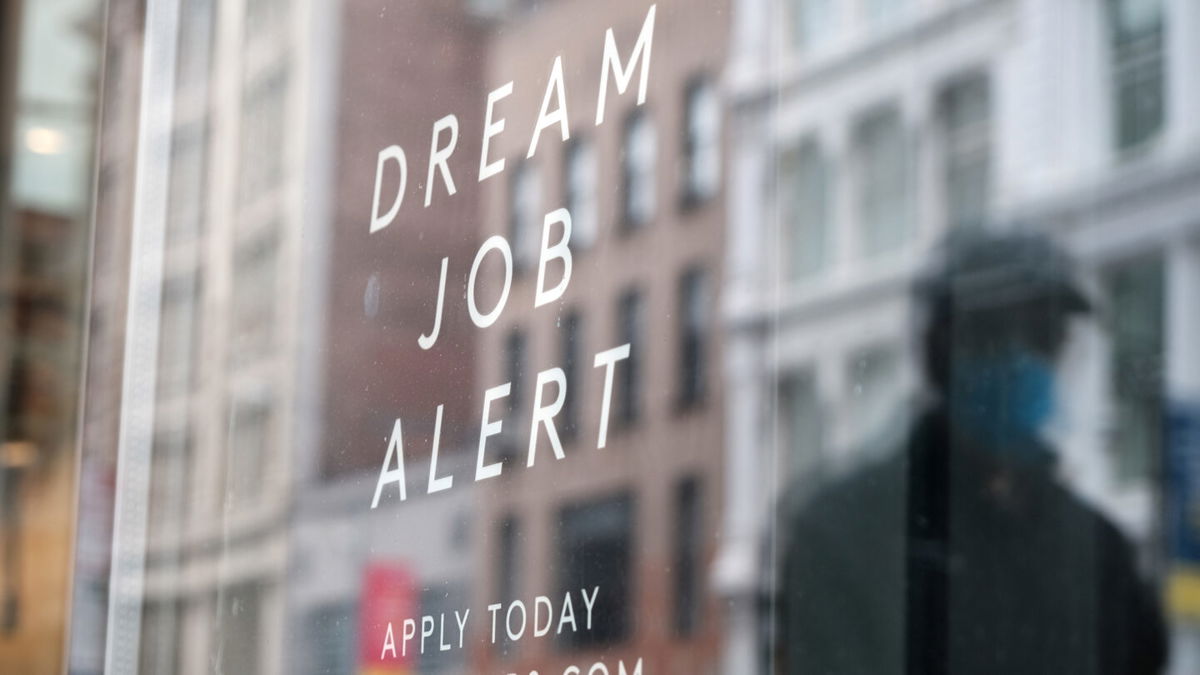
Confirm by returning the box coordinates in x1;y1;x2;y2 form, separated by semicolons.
4;1;1200;674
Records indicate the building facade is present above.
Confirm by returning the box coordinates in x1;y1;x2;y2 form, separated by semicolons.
106;1;332;673
5;0;1199;672
722;0;1200;672
471;1;730;674
0;0;100;671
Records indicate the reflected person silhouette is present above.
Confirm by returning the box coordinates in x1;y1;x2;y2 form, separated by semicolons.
776;231;1168;675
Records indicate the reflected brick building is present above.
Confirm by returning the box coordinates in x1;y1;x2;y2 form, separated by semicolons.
471;1;730;674
285;2;488;674
319;2;486;479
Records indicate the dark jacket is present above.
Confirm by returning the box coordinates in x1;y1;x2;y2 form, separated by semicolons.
776;408;1168;675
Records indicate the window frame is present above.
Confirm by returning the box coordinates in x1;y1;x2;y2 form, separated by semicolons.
616;288;644;427
677;266;708;409
1105;0;1167;155
680;75;721;209
852;104;912;257
620;108;658;232
564;135;598;251
937;71;992;230
778;137;832;280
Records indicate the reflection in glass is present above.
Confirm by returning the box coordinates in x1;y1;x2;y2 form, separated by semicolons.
678;266;709;407
780;139;830;280
565;137;597;250
854;106;911;257
1107;0;1166;152
622;110;657;229
7;0;1200;673
617;289;644;426
557;492;633;648
939;74;991;230
683;77;721;205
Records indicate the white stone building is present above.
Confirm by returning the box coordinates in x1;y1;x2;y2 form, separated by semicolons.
718;0;1200;672
105;1;335;673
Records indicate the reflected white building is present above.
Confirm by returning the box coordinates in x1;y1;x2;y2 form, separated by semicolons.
116;1;333;673
719;0;1200;672
283;2;488;674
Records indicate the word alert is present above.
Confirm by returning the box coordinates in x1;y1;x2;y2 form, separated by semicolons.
370;343;630;508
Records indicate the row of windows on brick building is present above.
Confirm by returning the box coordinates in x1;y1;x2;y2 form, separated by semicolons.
502;264;710;444
492;473;705;660
507;76;721;268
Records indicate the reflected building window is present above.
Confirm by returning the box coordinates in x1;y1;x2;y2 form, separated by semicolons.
176;0;215;92
157;273;202;396
506;328;526;417
678;267;708;408
304;603;356;675
617;289;644;426
1106;0;1166;153
166;122;208;246
149;429;191;536
864;0;908;29
779;139;831;280
565;137;597;250
780;369;822;480
213;582;262;674
672;476;702;636
237;68;288;205
226;401;271;506
450;511;471;553
786;0;834;51
939;74;991;230
561;311;583;439
138;600;184;675
244;0;287;41
854;107;911;257
1104;255;1164;484
420;584;466;674
231;230;279;362
510;161;542;269
557;492;633;648
682;77;720;205
622;110;657;229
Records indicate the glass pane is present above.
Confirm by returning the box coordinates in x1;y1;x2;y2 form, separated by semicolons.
0;0;100;671
4;1;1200;674
855;107;912;256
622;110;658;228
780;141;830;278
1108;0;1166;151
941;75;991;230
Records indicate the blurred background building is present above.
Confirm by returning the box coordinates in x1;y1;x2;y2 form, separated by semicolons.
0;0;100;672
2;0;1200;674
470;2;729;675
721;0;1200;673
284;2;486;675
67;0;143;672
94;1;334;673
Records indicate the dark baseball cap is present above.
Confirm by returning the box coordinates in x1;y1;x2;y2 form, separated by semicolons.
916;229;1092;316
